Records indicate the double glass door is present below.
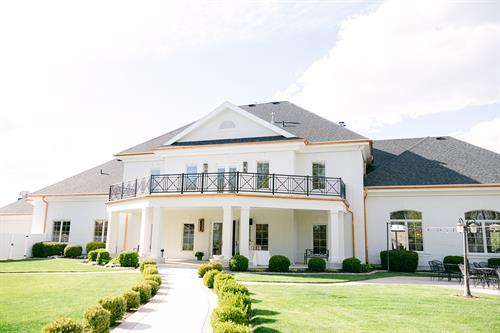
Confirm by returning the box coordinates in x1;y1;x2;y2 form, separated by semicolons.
217;165;237;192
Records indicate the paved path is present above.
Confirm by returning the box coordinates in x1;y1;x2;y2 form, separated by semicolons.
113;262;217;333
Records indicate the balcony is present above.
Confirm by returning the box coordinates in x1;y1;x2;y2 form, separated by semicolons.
108;172;346;201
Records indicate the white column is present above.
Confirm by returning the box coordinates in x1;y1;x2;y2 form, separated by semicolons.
150;207;163;261
222;206;233;260
328;210;345;264
106;211;120;255
239;206;250;258
139;207;151;257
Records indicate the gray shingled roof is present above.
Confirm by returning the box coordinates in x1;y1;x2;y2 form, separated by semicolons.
0;198;33;215
117;101;366;154
365;136;500;186
30;159;123;196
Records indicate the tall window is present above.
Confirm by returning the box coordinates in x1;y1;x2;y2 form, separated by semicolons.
94;220;108;242
465;210;500;253
182;224;195;251
313;225;327;254
255;224;269;250
52;220;71;242
312;162;325;190
389;210;423;251
257;161;270;189
186;165;198;190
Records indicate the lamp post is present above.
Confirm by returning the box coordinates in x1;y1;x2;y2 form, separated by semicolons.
456;217;478;298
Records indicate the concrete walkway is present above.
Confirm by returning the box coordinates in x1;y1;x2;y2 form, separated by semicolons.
113;261;217;333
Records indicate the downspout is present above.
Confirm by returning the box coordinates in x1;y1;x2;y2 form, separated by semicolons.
42;196;49;234
363;188;369;262
344;201;356;258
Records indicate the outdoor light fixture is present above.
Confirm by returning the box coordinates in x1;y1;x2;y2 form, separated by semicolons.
456;217;478;297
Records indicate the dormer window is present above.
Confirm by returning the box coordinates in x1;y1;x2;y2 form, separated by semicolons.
218;120;236;130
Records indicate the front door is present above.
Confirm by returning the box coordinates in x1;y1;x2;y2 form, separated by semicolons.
212;222;223;255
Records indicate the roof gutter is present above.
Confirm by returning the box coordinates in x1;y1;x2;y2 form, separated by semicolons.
42;196;49;234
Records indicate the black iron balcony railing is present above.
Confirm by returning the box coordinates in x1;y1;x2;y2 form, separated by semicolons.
108;172;346;201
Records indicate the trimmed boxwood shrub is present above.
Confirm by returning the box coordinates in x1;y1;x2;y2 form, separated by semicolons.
443;255;465;265
212;321;250;333
119;251;140;268
211;306;248;326
32;242;67;257
229;255;249;272
84;304;110;333
218;281;250;297
268;255;291;272
144;274;162;285
96;250;111;265
122;289;140;311
219;292;252;318
342;257;362;273
41;318;85;333
64;244;83;258
86;241;105;254
308;257;326;272
488;258;500;267
139;259;157;271
98;295;126;325
143;266;159;276
198;262;223;277
203;269;220;288
380;249;419;272
213;273;235;294
145;280;160;296
132;283;152;304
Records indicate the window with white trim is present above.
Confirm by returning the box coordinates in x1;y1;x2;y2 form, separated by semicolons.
312;162;325;190
182;223;195;251
465;210;500;254
93;219;108;242
52;220;71;242
257;161;269;189
389;210;423;251
186;165;198;190
313;224;327;254
255;224;269;250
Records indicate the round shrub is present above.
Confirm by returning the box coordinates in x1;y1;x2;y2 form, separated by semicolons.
139;259;157;272
131;283;152;304
122;289;140;311
96;250;111;265
144;274;162;285
218;280;250;297
145;279;160;296
219;292;252;318
203;269;220;288
119;251;140;268
212;321;250;333
488;257;500;267
198;262;223;278
84;304;110;333
443;255;465;265
87;250;98;262
41;318;85;333
342;257;362;273
32;242;67;257
213;273;235;294
380;250;419;272
98;295;126;325
229;255;249;272
143;266;159;276
268;255;291;272
211;305;248;326
64;244;83;258
308;257;326;272
86;241;105;254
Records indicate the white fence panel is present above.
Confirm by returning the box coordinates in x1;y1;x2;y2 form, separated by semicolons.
0;234;45;260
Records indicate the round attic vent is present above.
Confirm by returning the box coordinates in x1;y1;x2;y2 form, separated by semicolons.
219;120;236;130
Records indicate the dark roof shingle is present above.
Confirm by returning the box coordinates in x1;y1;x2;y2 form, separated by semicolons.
0;198;33;215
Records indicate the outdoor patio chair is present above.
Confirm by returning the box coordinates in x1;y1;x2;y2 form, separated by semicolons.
495;268;500;290
478;262;489;268
444;263;461;282
428;260;445;280
459;264;482;287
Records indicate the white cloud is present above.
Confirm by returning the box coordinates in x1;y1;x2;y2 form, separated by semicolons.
457;118;500;153
276;0;500;131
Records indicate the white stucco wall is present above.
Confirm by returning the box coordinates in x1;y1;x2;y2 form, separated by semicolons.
0;215;32;234
366;187;500;268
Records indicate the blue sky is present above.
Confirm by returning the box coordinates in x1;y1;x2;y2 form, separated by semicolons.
0;0;498;206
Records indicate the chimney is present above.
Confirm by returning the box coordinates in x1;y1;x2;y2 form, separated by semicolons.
271;112;275;124
339;121;346;127
18;191;29;200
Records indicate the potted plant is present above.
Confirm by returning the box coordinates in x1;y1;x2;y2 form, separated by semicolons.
195;251;204;261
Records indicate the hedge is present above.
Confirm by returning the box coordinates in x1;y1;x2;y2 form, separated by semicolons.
145;280;160;296
41;318;85;333
143;267;159;276
144;274;162;286
119;251;140;268
213;273;235;294
122;289;141;311
32;242;67;257
342;257;362;273
84;304;110;333
212;321;250;333
218;280;250;297
211;306;248;326
198;262;223;278
203;269;220;288
139;259;157;272
64;244;83;258
488;258;500;267
219;292;252;318
86;241;105;254
268;255;290;272
443;256;465;265
96;250;111;265
229;255;249;272
380;249;419;272
98;295;126;325
308;257;326;272
132;283;152;304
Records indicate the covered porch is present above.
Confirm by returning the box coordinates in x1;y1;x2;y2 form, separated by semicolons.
106;194;353;267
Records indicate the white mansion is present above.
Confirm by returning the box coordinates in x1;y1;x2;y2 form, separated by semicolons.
1;101;499;267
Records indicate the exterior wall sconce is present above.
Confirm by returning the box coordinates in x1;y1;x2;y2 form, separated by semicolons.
199;218;205;232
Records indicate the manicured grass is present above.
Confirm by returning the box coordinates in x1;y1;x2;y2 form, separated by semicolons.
0;258;124;272
233;271;429;283
249;284;500;332
0;272;141;332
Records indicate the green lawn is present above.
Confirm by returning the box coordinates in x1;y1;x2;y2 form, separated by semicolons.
0;258;125;272
249;284;500;333
233;271;429;283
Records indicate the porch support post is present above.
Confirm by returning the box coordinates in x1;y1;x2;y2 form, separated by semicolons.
328;210;345;264
239;206;250;258
139;207;151;257
150;207;163;261
106;211;120;255
222;206;233;260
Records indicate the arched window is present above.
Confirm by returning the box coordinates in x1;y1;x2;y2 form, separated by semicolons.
218;120;236;130
464;210;500;254
389;210;423;251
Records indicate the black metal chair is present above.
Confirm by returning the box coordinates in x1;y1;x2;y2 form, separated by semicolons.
459;264;482;287
444;263;461;282
478;262;489;268
428;260;446;280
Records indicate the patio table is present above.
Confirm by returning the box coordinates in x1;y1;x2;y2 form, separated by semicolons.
251;250;271;266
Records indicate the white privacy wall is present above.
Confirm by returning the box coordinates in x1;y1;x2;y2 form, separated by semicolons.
365;188;500;267
0;233;44;259
0;215;32;234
